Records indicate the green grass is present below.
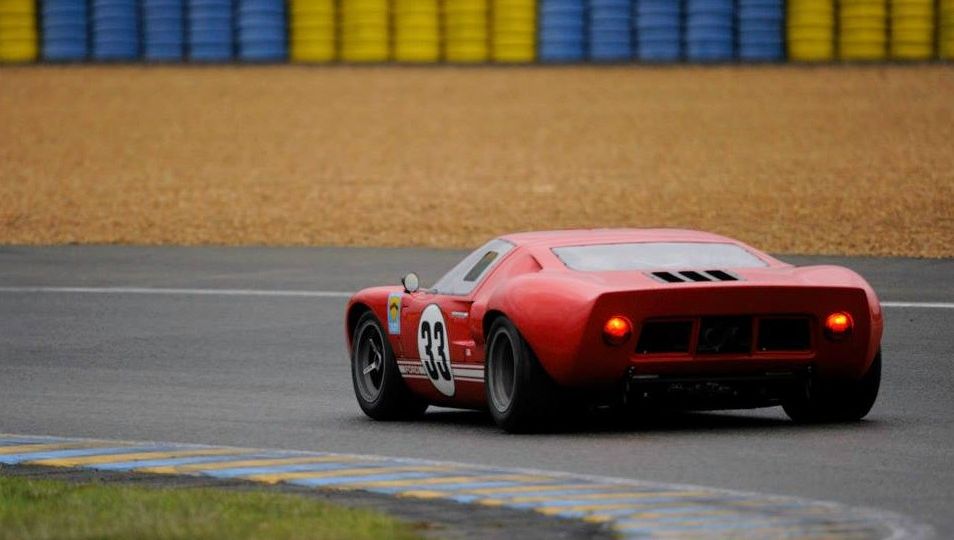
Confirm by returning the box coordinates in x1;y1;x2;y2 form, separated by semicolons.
0;475;424;540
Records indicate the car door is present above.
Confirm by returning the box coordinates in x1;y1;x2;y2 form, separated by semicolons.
399;292;473;398
398;240;515;401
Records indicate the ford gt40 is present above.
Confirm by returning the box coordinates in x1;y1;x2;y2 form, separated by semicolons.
345;229;882;433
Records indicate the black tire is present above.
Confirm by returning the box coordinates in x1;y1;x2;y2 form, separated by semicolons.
351;311;427;421
485;317;561;433
783;348;882;423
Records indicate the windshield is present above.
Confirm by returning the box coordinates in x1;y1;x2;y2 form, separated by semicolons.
552;242;768;271
431;239;515;295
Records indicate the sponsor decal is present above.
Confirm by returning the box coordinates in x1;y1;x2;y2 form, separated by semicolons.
417;304;455;397
397;362;427;377
387;293;402;334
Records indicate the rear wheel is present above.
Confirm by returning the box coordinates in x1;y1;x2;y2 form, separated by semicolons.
783;349;882;423
351;311;427;420
485;318;561;433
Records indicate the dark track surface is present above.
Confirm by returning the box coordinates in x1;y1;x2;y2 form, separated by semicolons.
1;246;951;536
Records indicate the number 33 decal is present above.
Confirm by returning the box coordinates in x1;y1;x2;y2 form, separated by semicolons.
417;304;455;397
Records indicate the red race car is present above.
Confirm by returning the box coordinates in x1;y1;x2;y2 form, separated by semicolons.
346;229;883;432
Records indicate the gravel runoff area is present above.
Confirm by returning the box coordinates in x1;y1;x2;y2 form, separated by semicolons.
0;65;951;257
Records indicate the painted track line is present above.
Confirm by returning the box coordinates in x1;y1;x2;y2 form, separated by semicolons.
0;286;952;309
880;301;954;309
0;286;352;299
0;434;932;540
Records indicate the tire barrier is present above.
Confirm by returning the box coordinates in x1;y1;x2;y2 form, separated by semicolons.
787;0;834;61
838;0;887;61
188;0;233;61
289;0;334;62
0;0;37;62
5;0;953;64
143;0;184;61
394;0;439;62
444;0;489;62
538;0;584;62
588;0;631;61
492;0;535;62
41;0;87;60
237;0;286;61
738;0;784;61
92;0;139;60
944;0;954;59
340;0;388;62
890;0;934;60
686;0;734;62
635;0;682;62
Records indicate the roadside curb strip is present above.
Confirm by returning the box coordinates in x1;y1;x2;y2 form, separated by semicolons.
0;434;933;539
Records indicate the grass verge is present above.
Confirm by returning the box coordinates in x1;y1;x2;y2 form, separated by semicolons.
0;475;422;540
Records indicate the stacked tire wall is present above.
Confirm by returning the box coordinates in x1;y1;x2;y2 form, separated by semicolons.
41;0;87;60
143;0;184;60
289;0;333;62
394;0;439;62
0;0;37;61
2;0;953;64
738;0;784;61
539;0;585;61
636;0;682;61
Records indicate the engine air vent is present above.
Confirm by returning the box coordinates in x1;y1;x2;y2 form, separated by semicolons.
704;270;738;281
651;271;685;283
679;271;711;282
648;270;742;283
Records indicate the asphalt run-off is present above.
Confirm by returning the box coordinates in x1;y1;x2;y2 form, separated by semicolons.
0;246;951;537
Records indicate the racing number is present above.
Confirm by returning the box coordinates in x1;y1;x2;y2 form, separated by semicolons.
416;304;455;397
420;321;451;381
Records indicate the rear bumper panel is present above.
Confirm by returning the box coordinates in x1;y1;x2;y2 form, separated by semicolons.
623;369;811;411
547;284;881;387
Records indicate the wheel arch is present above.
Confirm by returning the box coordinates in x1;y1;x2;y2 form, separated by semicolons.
483;273;601;385
346;302;374;353
482;309;509;340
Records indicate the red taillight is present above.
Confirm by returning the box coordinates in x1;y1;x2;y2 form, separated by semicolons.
824;312;853;340
603;316;633;346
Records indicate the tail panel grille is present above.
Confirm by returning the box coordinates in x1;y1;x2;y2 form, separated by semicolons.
635;316;813;355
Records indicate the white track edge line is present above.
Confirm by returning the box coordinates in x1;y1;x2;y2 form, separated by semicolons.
0;287;952;310
0;286;352;298
880;301;954;309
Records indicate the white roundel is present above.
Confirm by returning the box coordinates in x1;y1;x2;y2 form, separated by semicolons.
417;304;455;397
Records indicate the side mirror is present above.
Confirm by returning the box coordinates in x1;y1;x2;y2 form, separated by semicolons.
402;272;420;294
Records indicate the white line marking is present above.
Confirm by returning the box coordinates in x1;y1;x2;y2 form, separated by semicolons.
0;287;951;310
0;286;352;299
881;301;954;310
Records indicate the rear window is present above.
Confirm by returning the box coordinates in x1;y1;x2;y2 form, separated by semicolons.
552;242;768;271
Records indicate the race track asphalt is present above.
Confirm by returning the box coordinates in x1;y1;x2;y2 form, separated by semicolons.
0;246;951;536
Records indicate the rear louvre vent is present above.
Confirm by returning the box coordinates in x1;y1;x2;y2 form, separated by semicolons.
636;321;693;354
652;271;685;283
679;271;711;282
649;270;741;283
704;270;738;281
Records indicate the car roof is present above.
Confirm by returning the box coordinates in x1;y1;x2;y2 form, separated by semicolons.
499;228;741;249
